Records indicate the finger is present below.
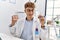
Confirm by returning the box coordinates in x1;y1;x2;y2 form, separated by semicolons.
12;15;18;19
12;15;18;20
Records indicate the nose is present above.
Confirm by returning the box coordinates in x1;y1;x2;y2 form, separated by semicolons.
30;11;33;14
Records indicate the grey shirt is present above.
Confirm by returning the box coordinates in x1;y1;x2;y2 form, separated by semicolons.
21;19;33;40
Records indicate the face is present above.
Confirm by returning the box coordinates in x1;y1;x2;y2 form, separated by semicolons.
25;7;34;18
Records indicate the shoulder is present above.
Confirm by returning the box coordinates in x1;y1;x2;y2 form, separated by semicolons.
15;18;25;24
18;18;25;22
34;17;40;23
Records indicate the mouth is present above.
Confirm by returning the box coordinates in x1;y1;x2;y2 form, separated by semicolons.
29;14;33;16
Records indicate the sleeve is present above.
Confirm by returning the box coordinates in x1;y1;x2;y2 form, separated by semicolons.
9;25;16;36
9;19;21;38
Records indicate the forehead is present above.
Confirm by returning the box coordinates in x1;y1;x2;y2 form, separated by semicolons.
25;7;34;10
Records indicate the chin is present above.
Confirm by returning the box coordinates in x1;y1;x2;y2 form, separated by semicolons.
29;16;33;18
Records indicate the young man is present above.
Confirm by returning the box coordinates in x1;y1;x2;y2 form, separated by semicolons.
9;2;41;40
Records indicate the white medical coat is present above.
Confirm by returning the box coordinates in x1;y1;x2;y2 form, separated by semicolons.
9;17;41;40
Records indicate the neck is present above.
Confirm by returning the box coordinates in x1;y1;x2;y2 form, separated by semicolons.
26;16;33;21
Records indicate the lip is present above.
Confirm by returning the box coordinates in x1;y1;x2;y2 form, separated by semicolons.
29;14;33;16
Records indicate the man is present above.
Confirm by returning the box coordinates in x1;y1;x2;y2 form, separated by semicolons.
9;2;41;40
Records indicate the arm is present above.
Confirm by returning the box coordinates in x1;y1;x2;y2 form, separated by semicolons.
9;20;21;38
9;15;20;38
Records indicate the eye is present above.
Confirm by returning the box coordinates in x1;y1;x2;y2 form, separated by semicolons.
27;9;34;12
28;9;30;12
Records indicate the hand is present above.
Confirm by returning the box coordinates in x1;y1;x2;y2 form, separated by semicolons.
11;15;19;26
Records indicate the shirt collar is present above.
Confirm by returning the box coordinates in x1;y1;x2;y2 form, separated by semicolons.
26;17;33;21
